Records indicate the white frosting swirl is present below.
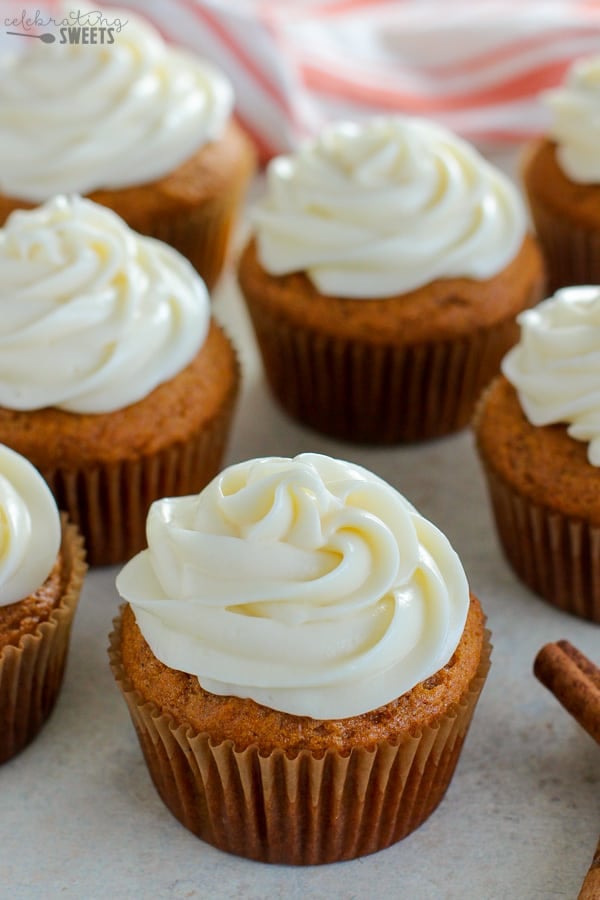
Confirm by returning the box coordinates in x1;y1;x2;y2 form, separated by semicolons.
254;116;526;298
0;195;210;413
0;444;60;606
503;286;600;466
546;56;600;183
116;453;470;719
0;8;233;201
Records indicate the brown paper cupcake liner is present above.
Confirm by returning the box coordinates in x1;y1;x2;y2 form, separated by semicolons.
480;462;600;623
245;300;521;442
140;174;249;293
40;392;237;568
0;517;86;764
527;200;600;295
109;612;491;865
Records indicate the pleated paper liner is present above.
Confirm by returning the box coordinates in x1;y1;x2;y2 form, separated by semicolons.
526;200;600;296
481;464;600;623
141;145;255;293
145;192;239;293
244;298;522;443
109;612;491;865
40;389;238;568
520;140;600;296
0;516;86;764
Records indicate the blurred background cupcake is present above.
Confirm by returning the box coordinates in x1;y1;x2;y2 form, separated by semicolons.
0;443;85;763
0;7;255;290
0;195;239;566
238;116;544;443
522;56;600;293
474;285;600;623
111;452;490;864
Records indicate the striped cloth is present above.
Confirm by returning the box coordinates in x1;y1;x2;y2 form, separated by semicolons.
34;0;600;159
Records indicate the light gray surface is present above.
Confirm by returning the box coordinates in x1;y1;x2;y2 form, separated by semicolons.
1;175;599;900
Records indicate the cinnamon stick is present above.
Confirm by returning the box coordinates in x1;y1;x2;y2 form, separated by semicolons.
578;837;600;900
533;640;600;745
534;641;599;899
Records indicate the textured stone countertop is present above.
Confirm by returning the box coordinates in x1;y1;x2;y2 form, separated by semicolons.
1;170;599;900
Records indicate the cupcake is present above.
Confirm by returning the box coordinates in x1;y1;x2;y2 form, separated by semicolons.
0;195;239;566
0;443;85;763
237;116;544;443
110;453;490;864
522;56;600;293
474;285;600;623
0;8;255;289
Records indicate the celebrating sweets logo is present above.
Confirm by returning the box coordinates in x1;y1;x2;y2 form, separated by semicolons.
5;9;127;44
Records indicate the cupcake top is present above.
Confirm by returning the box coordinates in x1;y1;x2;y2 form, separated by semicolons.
0;444;60;606
545;56;600;184
0;195;210;413
116;453;470;719
0;8;233;201
502;285;600;466
253;116;526;298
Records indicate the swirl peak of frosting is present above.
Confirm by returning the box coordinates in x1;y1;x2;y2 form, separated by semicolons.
546;56;600;183
503;285;600;465
253;116;526;298
0;7;233;200
116;453;470;719
0;195;210;413
0;444;60;606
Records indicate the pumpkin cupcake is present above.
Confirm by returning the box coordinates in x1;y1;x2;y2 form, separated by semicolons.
0;195;239;566
238;116;544;443
522;56;600;293
0;8;255;289
111;453;490;864
474;285;600;622
0;444;86;763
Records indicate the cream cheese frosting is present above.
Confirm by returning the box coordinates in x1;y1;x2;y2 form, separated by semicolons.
0;8;233;201
502;285;600;466
0;444;60;606
546;56;600;184
0;195;210;413
254;116;527;298
116;453;470;719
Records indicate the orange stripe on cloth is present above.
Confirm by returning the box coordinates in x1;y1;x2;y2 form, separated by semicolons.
302;58;573;111
179;0;293;116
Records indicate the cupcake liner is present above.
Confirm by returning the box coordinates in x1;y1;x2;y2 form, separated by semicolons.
0;517;86;764
138;174;248;293
128;123;255;293
480;463;600;623
244;299;521;442
109;611;491;865
526;200;600;295
41;393;237;567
